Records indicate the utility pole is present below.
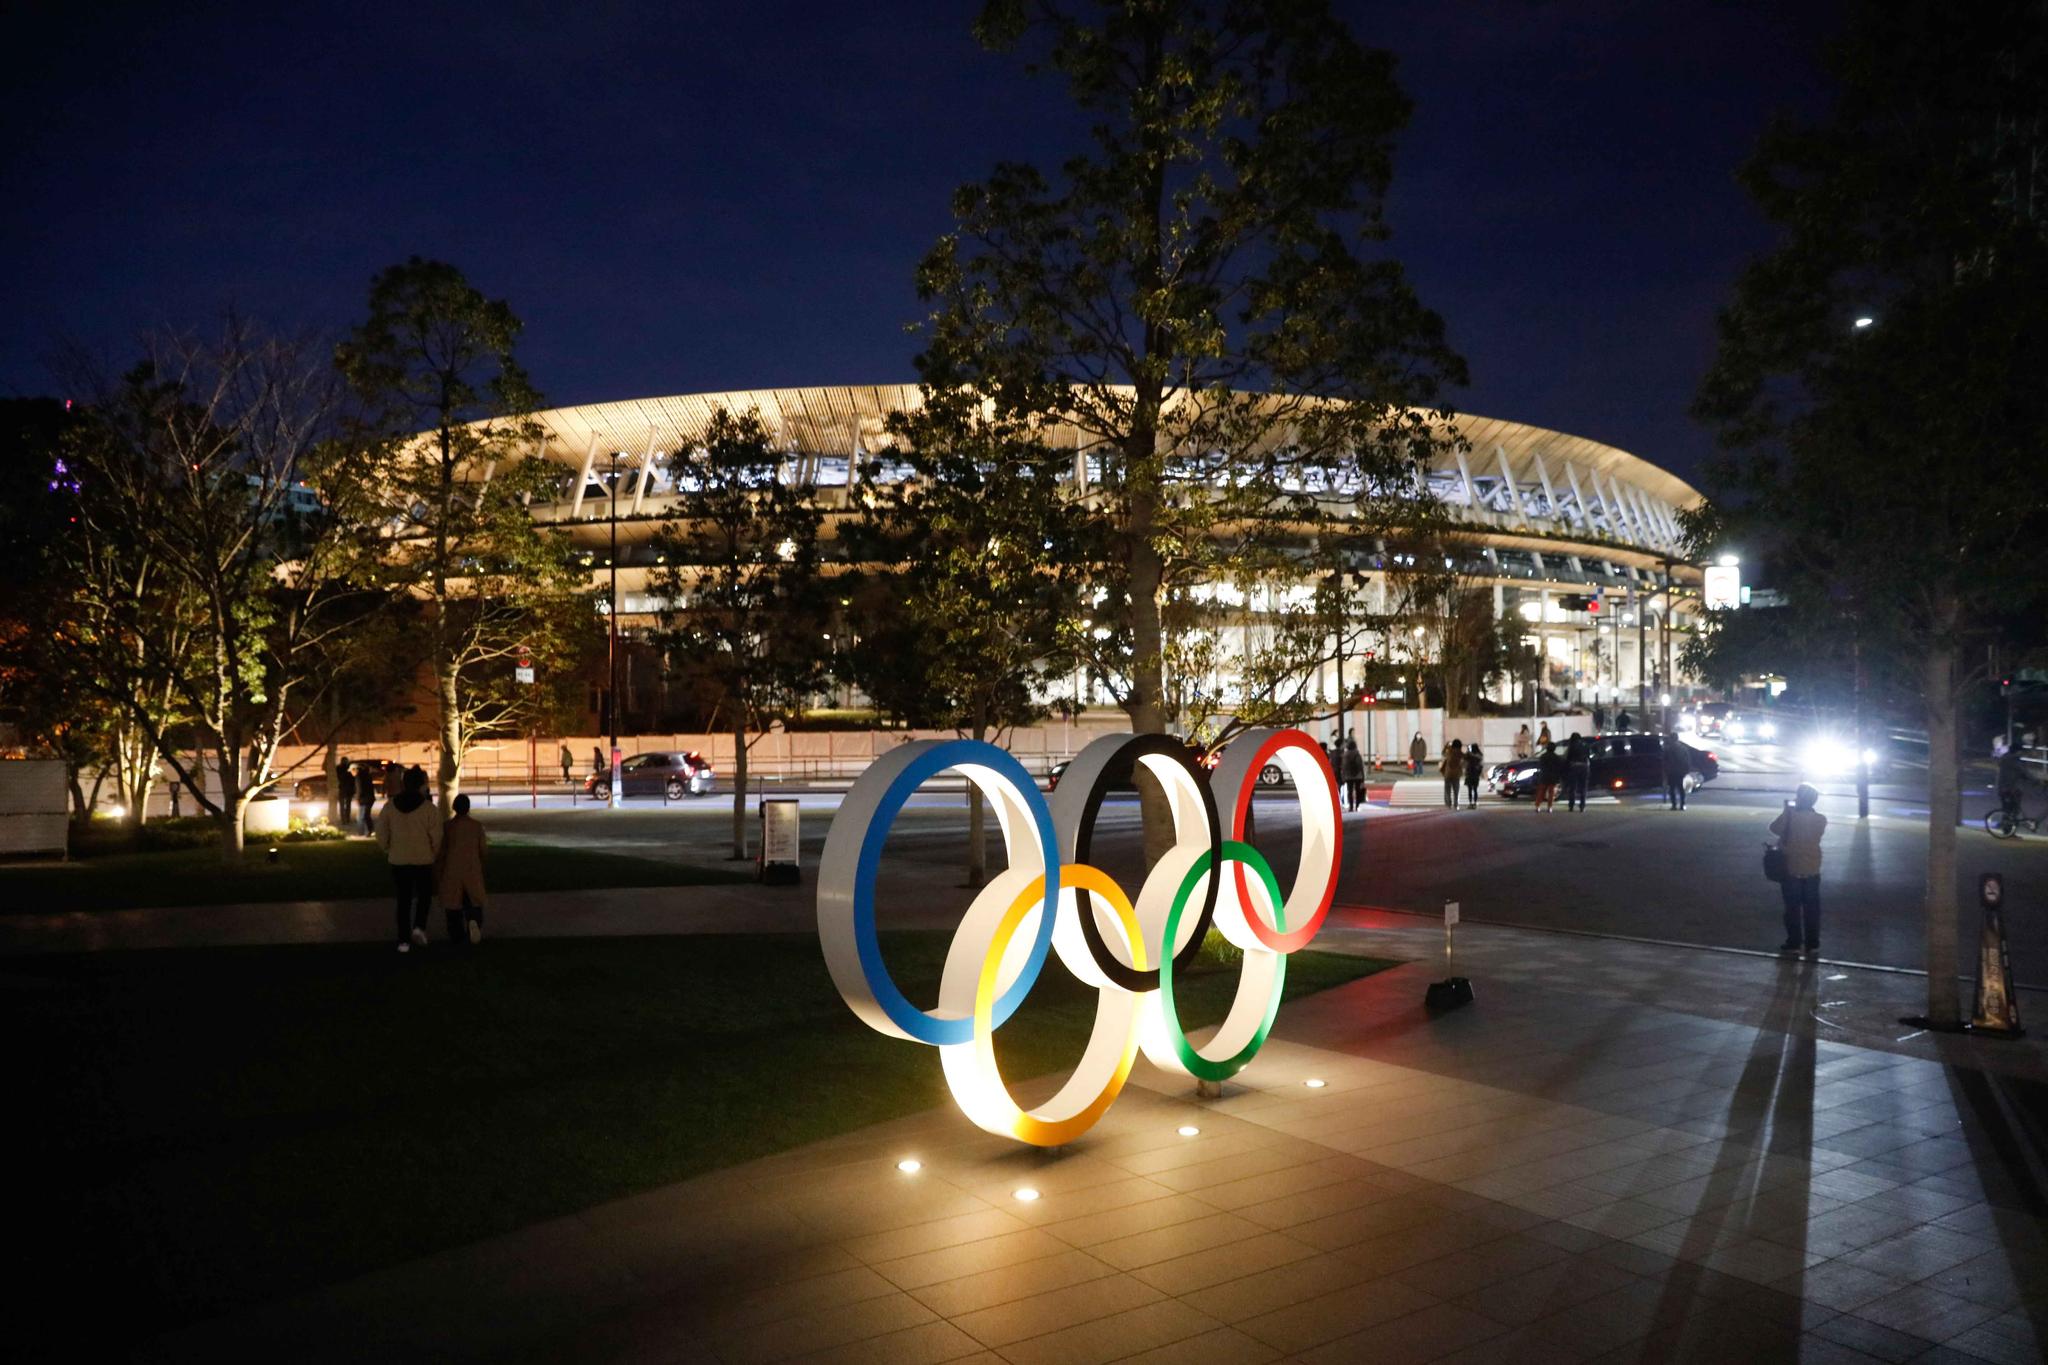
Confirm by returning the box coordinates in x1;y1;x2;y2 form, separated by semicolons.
608;451;621;811
1636;582;1648;720
1330;570;1346;754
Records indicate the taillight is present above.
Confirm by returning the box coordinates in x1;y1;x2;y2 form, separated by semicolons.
1705;752;1716;763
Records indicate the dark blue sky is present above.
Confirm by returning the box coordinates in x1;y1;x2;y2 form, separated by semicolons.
3;1;1838;484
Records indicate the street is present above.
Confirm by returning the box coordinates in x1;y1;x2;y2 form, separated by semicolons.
468;742;2048;989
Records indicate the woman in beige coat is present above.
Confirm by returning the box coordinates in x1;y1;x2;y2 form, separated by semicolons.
436;793;489;945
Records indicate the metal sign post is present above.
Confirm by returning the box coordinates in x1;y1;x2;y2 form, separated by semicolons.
1425;899;1473;1010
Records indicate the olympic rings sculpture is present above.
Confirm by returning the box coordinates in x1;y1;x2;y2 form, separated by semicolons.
818;728;1342;1147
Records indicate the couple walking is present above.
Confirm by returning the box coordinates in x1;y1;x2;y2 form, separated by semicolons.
1438;740;1484;810
1334;736;1368;811
375;766;491;953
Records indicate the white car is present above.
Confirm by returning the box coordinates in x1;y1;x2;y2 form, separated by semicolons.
1720;715;1779;744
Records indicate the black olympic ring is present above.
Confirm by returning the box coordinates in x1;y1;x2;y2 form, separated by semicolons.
1053;733;1222;993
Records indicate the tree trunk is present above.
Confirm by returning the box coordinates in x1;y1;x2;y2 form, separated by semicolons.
324;692;342;826
216;745;245;864
965;712;988;888
222;793;247;860
436;657;462;819
731;717;750;860
1922;640;1962;1027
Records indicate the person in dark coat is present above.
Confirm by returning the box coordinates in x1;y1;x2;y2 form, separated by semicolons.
1616;708;1634;731
1463;743;1484;809
1440;740;1465;809
1339;737;1367;812
337;760;357;826
1771;783;1827;953
360;763;381;835
1662;732;1692;810
1592;704;1607;731
1536;742;1563;811
1564;732;1591;812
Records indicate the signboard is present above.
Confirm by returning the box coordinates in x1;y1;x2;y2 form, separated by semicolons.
1703;564;1742;610
514;664;535;684
761;798;801;885
1443;900;1460;927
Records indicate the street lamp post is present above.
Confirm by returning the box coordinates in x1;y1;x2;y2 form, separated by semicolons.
608;451;621;811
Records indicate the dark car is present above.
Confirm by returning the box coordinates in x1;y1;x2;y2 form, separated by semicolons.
1488;733;1718;798
585;751;714;801
1048;739;1219;793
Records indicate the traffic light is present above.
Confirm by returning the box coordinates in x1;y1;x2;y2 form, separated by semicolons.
1587;596;1601;614
1558;594;1596;612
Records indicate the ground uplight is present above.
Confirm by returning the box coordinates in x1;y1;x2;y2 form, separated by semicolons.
1304;1078;1327;1089
1014;1187;1040;1202
896;1159;921;1174
1177;1125;1201;1137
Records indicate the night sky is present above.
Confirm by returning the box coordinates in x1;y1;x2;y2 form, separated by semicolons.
3;1;1840;486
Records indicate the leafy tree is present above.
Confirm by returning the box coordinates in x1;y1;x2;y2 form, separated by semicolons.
851;395;1085;883
54;327;373;858
336;258;593;815
650;408;832;859
0;398;157;823
1694;0;2048;1026
914;0;1466;775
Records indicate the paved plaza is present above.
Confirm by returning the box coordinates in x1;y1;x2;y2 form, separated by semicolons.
148;913;2048;1364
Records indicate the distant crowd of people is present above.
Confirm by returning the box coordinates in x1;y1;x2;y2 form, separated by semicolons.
334;760;490;954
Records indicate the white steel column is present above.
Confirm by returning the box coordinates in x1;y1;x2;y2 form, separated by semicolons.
629;428;657;516
1452;445;1480;510
1564;462;1600;537
1495;444;1530;524
1533;449;1570;527
569;433;599;520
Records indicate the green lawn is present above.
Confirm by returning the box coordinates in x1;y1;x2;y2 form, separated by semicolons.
7;933;1397;1353
0;837;744;912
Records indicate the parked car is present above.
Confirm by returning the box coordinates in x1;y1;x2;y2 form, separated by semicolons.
585;751;714;801
294;759;403;801
1048;739;1219;793
1488;733;1719;798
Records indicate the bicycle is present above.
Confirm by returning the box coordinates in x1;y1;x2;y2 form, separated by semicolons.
1983;803;2042;839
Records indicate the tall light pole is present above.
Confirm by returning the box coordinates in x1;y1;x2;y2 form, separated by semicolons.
607;451;621;811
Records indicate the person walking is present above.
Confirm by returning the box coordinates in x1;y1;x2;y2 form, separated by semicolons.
1344;737;1369;811
1464;743;1484;809
1513;724;1532;760
337;760;356;828
1662;731;1692;810
1592;703;1607;731
1536;741;1563;811
1770;784;1827;954
1408;731;1427;776
1616;707;1633;732
1998;743;2026;821
558;743;573;785
436;793;489;945
1537;721;1552;748
591;744;604;777
1440;739;1465;810
377;766;442;953
360;763;381;836
1564;731;1591;812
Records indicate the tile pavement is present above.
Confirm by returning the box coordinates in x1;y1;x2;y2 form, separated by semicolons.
149;917;2048;1364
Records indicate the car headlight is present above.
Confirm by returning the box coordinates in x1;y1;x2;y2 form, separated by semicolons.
1802;738;1855;777
1726;720;1745;738
1759;721;1777;739
1861;748;1878;768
